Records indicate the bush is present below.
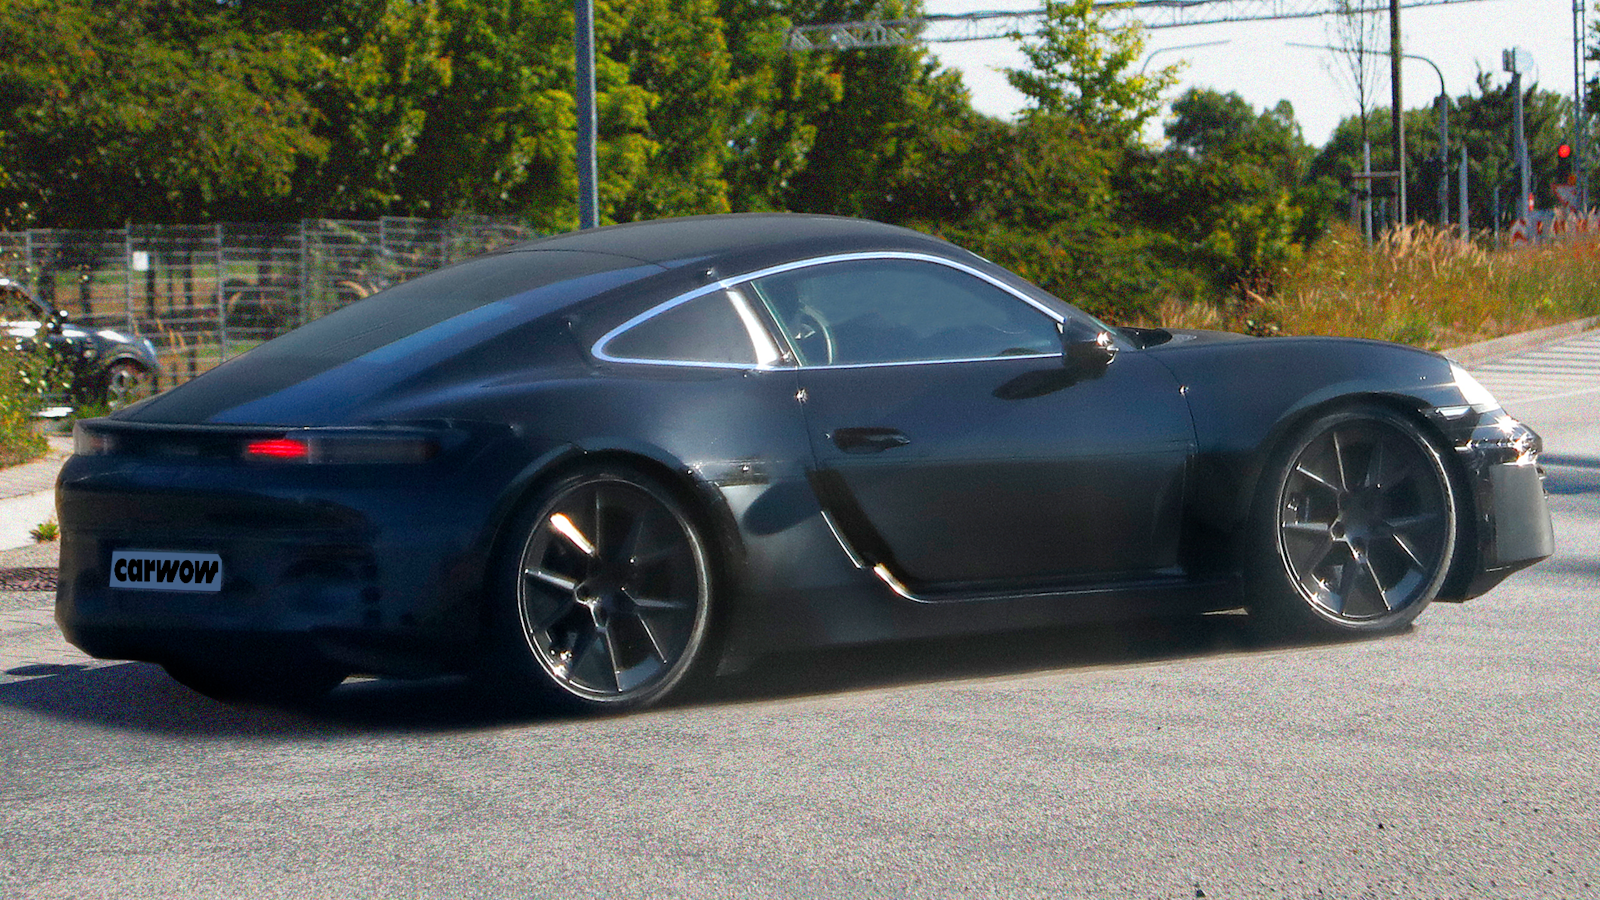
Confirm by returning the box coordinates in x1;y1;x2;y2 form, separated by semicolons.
0;347;47;467
1151;222;1600;347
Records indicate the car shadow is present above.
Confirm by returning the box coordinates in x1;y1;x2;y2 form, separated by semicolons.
699;612;1335;706
0;612;1372;738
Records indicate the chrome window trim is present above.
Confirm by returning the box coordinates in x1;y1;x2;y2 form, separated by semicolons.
728;286;784;366
592;284;776;370
591;250;1067;370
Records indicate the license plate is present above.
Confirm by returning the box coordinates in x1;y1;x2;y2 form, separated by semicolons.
110;550;224;593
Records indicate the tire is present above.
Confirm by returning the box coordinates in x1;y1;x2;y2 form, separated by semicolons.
485;464;718;713
1248;405;1458;638
162;656;347;706
103;361;154;408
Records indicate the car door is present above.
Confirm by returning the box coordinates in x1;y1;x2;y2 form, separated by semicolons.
744;254;1195;592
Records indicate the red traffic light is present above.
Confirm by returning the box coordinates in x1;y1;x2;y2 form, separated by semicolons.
1558;143;1573;159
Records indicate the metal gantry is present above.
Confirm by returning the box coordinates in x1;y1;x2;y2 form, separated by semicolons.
785;0;1489;50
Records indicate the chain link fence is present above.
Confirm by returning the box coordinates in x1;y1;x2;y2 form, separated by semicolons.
0;217;537;389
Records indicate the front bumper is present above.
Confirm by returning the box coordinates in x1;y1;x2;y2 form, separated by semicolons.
1438;412;1555;600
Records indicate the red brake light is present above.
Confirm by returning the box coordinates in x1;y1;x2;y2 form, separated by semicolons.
244;438;310;460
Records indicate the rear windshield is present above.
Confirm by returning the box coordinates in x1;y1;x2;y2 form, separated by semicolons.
124;249;659;423
252;250;643;364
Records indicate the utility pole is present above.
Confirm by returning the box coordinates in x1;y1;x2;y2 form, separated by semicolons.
574;0;599;230
1506;49;1532;215
1391;0;1407;224
1575;0;1589;209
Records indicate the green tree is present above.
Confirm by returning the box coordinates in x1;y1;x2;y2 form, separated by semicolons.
238;1;453;219
1003;0;1174;138
609;0;738;220
0;0;326;227
1134;89;1326;295
718;0;839;212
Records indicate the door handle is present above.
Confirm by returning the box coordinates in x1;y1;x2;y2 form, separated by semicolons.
831;427;911;454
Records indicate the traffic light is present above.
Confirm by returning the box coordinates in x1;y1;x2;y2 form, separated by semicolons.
1558;143;1575;185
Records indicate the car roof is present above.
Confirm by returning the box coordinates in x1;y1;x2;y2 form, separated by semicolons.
497;214;957;273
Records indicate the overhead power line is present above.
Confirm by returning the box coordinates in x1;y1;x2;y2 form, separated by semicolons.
785;0;1489;50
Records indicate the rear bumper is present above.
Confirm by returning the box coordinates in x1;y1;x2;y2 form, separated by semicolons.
53;452;507;675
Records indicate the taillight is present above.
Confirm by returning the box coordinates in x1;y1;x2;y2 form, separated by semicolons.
243;438;310;460
72;422;118;456
240;434;438;464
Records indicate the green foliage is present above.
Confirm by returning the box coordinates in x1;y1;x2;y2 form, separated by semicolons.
0;0;327;227
608;0;737;219
1133;89;1329;297
1004;0;1174;138
0;348;47;467
907;117;1206;320
271;1;455;217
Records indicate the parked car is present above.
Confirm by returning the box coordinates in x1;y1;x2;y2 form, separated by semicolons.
55;215;1554;711
1;276;160;408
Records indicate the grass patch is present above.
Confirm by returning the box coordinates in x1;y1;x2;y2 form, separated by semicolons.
1150;223;1600;349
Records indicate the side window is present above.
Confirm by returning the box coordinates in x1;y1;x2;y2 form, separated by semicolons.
748;259;1060;366
601;291;759;366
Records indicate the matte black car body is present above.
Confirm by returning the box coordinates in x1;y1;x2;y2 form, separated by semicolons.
54;215;1554;704
2;277;161;407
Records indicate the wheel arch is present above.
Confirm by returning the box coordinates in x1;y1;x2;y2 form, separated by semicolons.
1236;391;1479;598
478;440;748;619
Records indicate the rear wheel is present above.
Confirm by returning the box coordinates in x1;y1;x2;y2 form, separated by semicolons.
487;464;717;713
1250;405;1458;637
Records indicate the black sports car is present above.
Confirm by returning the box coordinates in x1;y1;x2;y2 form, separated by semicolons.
2;276;161;408
55;215;1554;710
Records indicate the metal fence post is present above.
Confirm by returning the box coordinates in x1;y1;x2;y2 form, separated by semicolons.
216;222;227;361
123;226;134;333
297;219;309;331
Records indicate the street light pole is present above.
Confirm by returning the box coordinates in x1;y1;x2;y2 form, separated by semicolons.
574;0;599;230
1138;40;1231;77
1289;42;1448;226
1391;0;1407;224
1575;0;1589;210
1401;53;1451;227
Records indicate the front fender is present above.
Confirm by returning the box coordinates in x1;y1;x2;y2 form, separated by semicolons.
1150;336;1469;533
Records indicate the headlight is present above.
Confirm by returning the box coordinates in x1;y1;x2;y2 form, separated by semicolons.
1449;362;1502;412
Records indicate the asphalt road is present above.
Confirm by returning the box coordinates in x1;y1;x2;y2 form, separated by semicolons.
1;363;1596;898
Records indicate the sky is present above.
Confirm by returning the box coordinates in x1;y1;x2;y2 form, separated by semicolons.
918;0;1585;147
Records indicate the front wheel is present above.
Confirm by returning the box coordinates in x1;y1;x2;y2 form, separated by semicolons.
487;465;717;713
103;361;155;408
1250;406;1459;637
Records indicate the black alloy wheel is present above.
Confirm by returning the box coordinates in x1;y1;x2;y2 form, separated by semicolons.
498;465;715;712
1255;406;1458;636
104;361;155;408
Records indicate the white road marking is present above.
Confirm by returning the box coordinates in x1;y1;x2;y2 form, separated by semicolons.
1468;331;1600;404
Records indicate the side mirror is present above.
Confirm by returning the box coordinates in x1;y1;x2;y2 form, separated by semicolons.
1060;320;1117;379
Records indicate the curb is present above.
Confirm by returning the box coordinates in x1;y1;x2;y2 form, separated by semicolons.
1440;315;1600;366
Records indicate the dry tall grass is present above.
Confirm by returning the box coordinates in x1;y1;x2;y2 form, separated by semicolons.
1153;222;1600;349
